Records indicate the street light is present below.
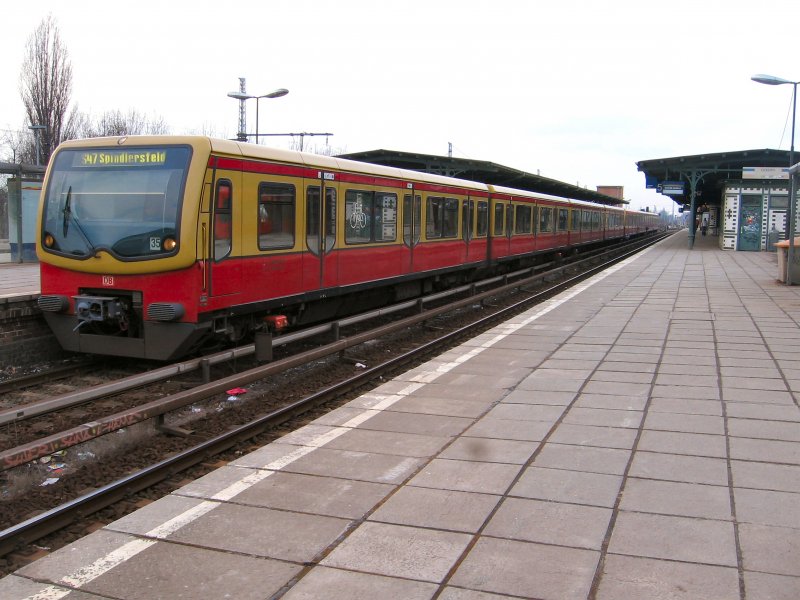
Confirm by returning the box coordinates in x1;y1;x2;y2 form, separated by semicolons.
28;124;47;165
227;88;289;143
752;73;798;284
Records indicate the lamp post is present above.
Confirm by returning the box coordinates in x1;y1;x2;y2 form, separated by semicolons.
28;124;47;165
752;73;798;284
227;88;289;144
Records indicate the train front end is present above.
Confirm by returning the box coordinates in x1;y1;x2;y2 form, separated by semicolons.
36;136;209;360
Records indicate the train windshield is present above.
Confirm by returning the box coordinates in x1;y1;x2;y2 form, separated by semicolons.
41;146;191;259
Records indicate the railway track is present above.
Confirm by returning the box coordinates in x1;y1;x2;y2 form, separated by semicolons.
0;231;670;572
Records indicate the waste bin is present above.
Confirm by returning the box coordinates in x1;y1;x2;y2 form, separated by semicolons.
775;237;800;284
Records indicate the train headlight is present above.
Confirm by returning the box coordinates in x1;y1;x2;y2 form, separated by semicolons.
162;237;177;251
44;233;55;248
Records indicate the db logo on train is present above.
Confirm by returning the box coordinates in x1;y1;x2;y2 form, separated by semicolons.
102;276;115;287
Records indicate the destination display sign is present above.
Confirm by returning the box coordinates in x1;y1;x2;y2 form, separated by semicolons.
75;149;168;167
742;166;788;180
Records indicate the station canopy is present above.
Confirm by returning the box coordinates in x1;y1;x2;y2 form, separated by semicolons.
339;149;626;206
636;148;792;205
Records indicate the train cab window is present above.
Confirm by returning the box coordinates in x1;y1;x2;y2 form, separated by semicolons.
493;202;505;236
514;205;532;234
462;199;474;241
476;201;489;237
257;182;295;250
557;208;569;232
538;206;553;233
403;194;421;246
214;179;232;260
426;197;459;239
306;186;337;254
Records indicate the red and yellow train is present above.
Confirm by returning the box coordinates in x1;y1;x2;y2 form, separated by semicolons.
36;136;659;360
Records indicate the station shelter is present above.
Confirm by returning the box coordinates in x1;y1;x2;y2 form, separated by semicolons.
636;149;797;251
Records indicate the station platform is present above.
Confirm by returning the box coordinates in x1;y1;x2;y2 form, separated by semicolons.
0;262;40;301
2;229;800;599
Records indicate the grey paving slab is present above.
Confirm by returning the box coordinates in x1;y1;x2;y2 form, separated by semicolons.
320;521;472;583
637;430;728;458
387;394;495;418
608;512;738;567
409;458;521;494
722;387;796;403
533;443;631;475
563;407;643;429
283;566;438;599
647;397;722;416
449;537;599;599
166;502;350;563
619;478;732;520
574;393;647;411
438;436;539;464
369;486;499;532
729;437;800;464
484;402;566;422
734;488;800;528
360;410;474;437
511;466;623;508
731;460;800;493
0;577;103;599
728;417;800;442
463;417;552;441
629;451;729;485
548;423;639;449
177;469;393;519
324;427;451;457
596;554;740;600
282;447;425;484
484;497;612;550
739;523;800;576
501;389;577;405
643;411;725;434
744;571;800;600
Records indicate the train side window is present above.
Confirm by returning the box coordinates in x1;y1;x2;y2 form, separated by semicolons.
493;202;504;236
538;206;553;233
592;211;601;230
462;199;473;241
514;205;532;234
426;197;443;238
443;198;459;238
375;192;398;242
570;209;581;231
345;189;374;244
557;208;569;232
476;201;488;237
582;209;591;230
214;179;232;260
258;182;295;250
403;194;421;246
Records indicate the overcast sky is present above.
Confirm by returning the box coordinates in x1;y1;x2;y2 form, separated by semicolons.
1;0;797;211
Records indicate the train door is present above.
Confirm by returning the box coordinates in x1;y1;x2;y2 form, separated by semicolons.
209;174;242;297
490;198;510;259
402;189;421;274
302;173;338;290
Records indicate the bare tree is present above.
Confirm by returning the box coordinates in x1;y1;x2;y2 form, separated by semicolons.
19;15;76;164
79;109;171;138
